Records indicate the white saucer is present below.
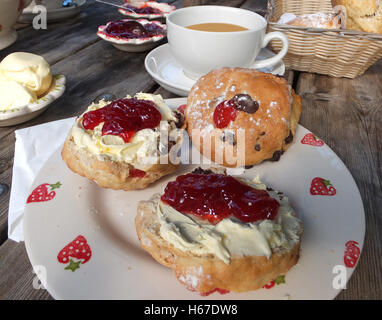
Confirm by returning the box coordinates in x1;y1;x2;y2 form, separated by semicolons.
19;0;86;23
145;44;286;97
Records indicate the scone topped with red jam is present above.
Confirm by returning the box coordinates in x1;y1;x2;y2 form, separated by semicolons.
136;168;302;294
62;93;184;191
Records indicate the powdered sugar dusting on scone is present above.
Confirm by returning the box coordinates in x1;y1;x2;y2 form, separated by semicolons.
178;266;205;290
216;82;224;89
270;101;279;109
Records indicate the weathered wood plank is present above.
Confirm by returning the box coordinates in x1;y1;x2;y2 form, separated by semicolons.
296;60;382;300
0;240;52;300
1;1;112;64
241;0;268;15
0;140;15;245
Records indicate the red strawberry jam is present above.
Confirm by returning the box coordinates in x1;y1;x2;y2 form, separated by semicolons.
82;98;161;143
161;173;280;224
213;94;260;128
123;4;162;14
103;20;165;40
213;100;238;129
129;168;146;178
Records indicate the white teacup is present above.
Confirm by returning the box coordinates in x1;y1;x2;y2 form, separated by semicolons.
167;6;289;80
0;0;33;50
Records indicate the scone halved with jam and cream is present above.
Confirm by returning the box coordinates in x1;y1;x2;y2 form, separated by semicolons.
136;167;302;294
62;93;185;190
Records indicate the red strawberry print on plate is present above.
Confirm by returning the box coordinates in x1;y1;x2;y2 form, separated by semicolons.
262;275;285;289
301;133;324;147
57;235;92;272
344;240;360;268
200;288;230;296
263;281;275;289
27;182;61;203
310;178;336;196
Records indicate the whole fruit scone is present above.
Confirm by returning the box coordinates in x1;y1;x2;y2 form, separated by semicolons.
185;68;302;167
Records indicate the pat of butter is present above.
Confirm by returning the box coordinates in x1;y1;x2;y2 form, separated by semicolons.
0;80;37;111
0;52;52;97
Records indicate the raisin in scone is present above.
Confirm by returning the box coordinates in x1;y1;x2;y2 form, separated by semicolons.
62;93;185;191
185;68;302;167
136;168;302;294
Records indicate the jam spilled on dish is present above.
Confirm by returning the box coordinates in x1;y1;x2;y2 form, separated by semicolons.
122;4;162;15
103;20;165;39
161;173;280;224
82;98;162;143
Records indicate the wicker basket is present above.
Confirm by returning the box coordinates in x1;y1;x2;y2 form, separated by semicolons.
266;0;382;78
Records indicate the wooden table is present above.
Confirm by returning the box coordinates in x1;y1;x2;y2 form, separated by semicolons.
0;0;381;300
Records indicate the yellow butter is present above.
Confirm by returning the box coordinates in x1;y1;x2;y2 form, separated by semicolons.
0;52;52;97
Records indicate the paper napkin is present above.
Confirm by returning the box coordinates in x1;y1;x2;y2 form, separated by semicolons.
8;117;75;242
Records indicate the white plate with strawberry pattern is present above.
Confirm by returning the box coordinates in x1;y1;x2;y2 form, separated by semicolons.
23;98;365;300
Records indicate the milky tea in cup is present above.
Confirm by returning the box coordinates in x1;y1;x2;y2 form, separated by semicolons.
166;6;289;80
187;22;249;32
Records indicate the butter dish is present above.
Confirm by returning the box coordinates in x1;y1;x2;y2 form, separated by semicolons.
0;74;66;127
